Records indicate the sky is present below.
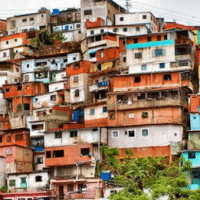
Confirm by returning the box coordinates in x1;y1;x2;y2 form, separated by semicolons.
1;0;200;26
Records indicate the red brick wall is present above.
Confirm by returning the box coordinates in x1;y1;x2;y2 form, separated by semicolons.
86;18;105;28
96;47;119;62
0;20;6;32
66;61;92;76
190;95;200;113
45;144;92;166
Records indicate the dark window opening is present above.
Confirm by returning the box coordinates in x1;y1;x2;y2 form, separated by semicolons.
16;134;23;141
32;124;43;130
75;89;79;97
157;35;161;41
7;135;11;142
164;35;168;40
84;10;92;15
138;93;145;100
0;136;2;143
123;57;126;62
17;85;22;90
55;131;62;139
35;176;42;182
135;53;142;59
81;148;90;156
134;38;138;43
188;152;196;159
70;131;77;137
24;103;30;110
147;37;152;42
164;74;171;81
110;114;115;120
135;76;141;83
123;28;127;32
53;150;64;158
68;184;74;191
143;15;147;19
120;17;124;21
5;88;9;92
46;151;51;158
142;112;148;118
136;27;140;31
50;95;56;101
128;130;135;137
37;157;43;164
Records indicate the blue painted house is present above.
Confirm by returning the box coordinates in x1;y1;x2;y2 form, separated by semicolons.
182;150;200;190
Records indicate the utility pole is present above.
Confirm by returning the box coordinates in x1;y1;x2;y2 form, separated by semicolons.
125;0;131;13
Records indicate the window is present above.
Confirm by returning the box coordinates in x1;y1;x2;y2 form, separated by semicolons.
37;157;43;164
102;106;107;113
76;24;80;28
81;148;90;156
188;152;196;159
142;112;148;118
100;29;104;33
73;57;76;61
135;53;142;59
70;131;77;137
68;184;74;191
143;15;147;19
147;37;152;42
157;35;161;41
7;135;11;142
24;103;30;110
128;130;135;137
164;35;167;40
16;134;23;141
32;124;44;130
109;113;115;120
113;28;117;32
22;18;27;22
0;136;2;143
55;131;62;139
50;95;56;101
16;67;19;72
53;150;64;158
164;74;171;81
9;179;15;186
64;59;68;63
100;52;104;58
90;30;94;35
73;76;78;83
136;27;140;31
90;108;95;115
84;10;92;15
153;49;165;57
17;85;22;90
75;89;79;97
135;76;141;83
46;151;51;158
123;57;126;62
129;113;134;118
159;63;165;68
35;176;42;182
120;17;124;21
123;28;127;32
141;64;147;71
3;52;6;58
134;38;138;43
30;17;34;21
6;41;9;45
112;130;119;138
142;129;148;137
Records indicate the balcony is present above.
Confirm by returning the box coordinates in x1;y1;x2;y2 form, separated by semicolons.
108;98;188;111
89;81;109;92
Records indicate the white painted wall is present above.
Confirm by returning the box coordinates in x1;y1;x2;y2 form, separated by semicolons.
49;82;65;93
32;92;58;109
85;104;108;121
7;171;49;191
44;128;100;147
108;125;183;148
29;121;46;137
86;25;148;37
0;157;6;188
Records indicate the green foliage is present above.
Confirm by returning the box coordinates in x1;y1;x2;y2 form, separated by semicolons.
0;185;7;193
101;146;195;200
55;32;65;42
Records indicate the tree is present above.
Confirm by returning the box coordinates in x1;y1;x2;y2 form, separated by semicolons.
100;146;200;200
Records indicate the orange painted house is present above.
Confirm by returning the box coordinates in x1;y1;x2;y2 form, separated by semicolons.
0;19;6;33
0;128;30;148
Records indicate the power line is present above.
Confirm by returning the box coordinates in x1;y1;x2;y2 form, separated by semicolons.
114;0;200;25
125;0;131;13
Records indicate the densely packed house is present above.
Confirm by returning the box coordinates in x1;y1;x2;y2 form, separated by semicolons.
0;0;200;199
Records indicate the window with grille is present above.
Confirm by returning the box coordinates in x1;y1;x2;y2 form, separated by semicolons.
153;49;165;57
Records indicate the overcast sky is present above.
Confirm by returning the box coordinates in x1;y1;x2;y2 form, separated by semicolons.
1;0;200;26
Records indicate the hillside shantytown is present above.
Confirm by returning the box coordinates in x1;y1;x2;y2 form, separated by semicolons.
0;0;200;199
